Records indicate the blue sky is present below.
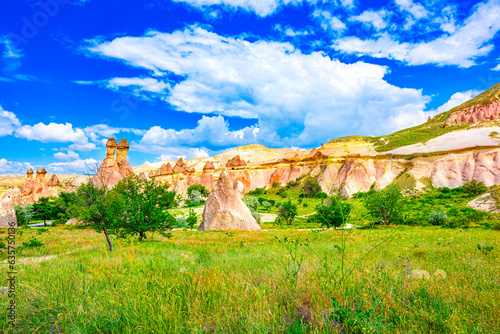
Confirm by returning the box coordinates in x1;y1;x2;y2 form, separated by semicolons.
0;0;499;174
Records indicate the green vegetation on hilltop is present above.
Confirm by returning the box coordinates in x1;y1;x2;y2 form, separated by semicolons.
327;81;500;152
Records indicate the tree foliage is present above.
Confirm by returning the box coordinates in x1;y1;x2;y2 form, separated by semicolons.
310;197;352;228
243;196;261;223
187;184;210;198
112;175;178;240
363;185;405;225
462;180;488;197
275;200;298;225
302;177;322;198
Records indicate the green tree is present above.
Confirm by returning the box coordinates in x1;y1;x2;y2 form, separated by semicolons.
112;175;178;240
462;180;488;197
363;185;405;225
243;196;261;223
187;184;210;198
311;197;352;228
68;181;119;251
302;177;322;198
186;208;198;230
275;200;298;225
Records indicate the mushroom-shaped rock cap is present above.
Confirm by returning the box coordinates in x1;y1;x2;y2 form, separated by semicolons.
106;137;118;147
117;138;130;149
36;168;47;174
27;168;34;175
47;174;60;186
203;161;215;171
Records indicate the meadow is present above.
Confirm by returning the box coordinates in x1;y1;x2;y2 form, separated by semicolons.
0;223;498;333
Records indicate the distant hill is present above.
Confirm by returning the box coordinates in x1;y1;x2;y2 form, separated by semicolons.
327;81;500;152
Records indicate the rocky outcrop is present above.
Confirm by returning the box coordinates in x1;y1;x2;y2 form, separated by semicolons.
467;193;499;213
198;170;261;231
0;189;18;227
94;137;134;186
138;172;149;181
199;161;216;191
226;155;247;168
26;168;34;179
445;102;500;127
156;163;173;177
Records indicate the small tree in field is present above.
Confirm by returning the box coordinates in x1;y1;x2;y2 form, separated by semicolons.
186;208;198;230
302;177;322;198
363;185;405;225
112;175;178;240
187;184;210;198
311;197;352;228
275;200;298;225
68;181;118;252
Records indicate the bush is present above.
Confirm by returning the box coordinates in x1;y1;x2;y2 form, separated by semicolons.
285;180;299;189
272;181;281;188
363;185;405;225
249;188;265;195
310;197;352;228
276;187;287;198
428;210;448;226
244;197;261;223
187;184;210;198
261;201;272;210
275;200;297;225
22;237;44;248
444;215;469;229
316;192;328;199
188;189;202;206
186;208;198;229
174;215;189;229
462;180;488;197
460;207;487;222
302;177;322;198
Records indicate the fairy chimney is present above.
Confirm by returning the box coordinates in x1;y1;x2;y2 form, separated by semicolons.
116;138;130;160
26;168;34;179
106;137;118;157
47;174;60;187
36;168;47;179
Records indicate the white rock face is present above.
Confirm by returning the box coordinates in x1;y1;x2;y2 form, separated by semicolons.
0;190;18;228
468;193;500;213
198;170;261;231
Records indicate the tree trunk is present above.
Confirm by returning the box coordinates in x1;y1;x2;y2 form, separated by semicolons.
103;225;113;252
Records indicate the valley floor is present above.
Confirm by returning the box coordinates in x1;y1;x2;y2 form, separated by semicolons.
0;226;498;333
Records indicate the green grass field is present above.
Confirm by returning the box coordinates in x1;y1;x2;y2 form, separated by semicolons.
1;224;498;333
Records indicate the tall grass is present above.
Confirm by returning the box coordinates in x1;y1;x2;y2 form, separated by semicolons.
0;226;498;333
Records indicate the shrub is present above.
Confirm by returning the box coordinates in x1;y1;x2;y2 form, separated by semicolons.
275;200;297;225
272;181;281;188
462;180;488;197
249;187;265;195
460;207;487;222
276;187;287;198
302;177;322;198
310;196;352;228
285;180;299;189
428;210;448;226
186;208;198;230
244;197;261;223
187;184;210;198
188;189;202;206
303;202;308;208
444;216;469;229
316;192;328;199
174;215;189;229
22;237;44;248
363;185;405;225
261;201;272;210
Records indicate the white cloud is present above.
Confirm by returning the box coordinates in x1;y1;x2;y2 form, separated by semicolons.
0;158;32;174
312;10;346;31
334;0;500;67
493;63;500;71
86;26;431;146
349;10;387;30
0;106;21;136
138;115;257;150
107;77;170;93
15;122;88;143
434;90;481;114
48;158;99;173
83;124;146;138
395;0;429;19
68;142;98;151
54;150;80;161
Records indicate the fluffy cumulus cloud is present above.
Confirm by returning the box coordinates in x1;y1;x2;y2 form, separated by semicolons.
395;0;429;19
0;158;32;174
170;0;305;17
434;90;481;114
349;9;388;30
86;27;431;147
0;106;21;136
15;122;88;143
334;0;500;67
54;150;80;161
